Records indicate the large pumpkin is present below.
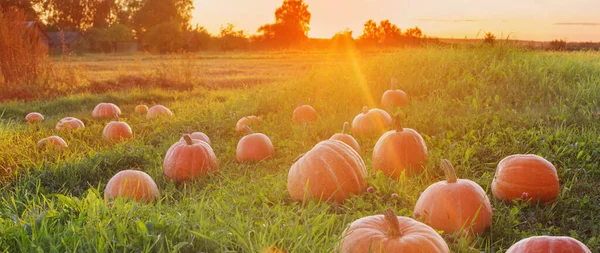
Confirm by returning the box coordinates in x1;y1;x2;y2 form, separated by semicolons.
135;104;149;114
506;236;591;253
492;154;560;205
236;116;260;134
55;117;85;131
163;135;218;182
37;136;68;149
236;126;274;162
330;122;361;154
92;103;121;119
337;209;450;253
180;132;211;145
104;170;159;203
414;159;492;239
292;105;318;124
25;112;44;123
351;106;392;137
102;116;133;142
147;105;173;119
287;139;367;203
380;78;409;111
372;117;427;178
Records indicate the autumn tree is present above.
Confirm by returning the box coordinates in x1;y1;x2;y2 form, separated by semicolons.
256;0;311;47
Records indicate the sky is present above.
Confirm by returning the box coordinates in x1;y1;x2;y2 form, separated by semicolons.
192;0;600;42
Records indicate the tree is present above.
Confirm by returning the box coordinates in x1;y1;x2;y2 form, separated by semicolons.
218;23;248;50
358;19;378;42
0;0;42;20
484;32;496;45
41;0;118;31
143;21;184;53
256;0;311;47
331;28;355;50
378;20;401;43
405;26;423;38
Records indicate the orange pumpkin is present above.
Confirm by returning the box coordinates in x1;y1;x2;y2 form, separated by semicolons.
506;236;591;253
104;170;159;203
92;103;121;119
372;116;427;178
287;139;367;203
55;117;85;131
102;116;133;142
330;122;361;154
147;105;173;119
337;209;450;253
380;78;409;111
236;126;274;162
163;135;218;182
414;159;492;239
492;154;560;205
236;116;260;134
351;106;392;137
37;136;68;149
25;112;44;123
180;132;211;145
292;105;318;124
261;247;287;253
135;105;149;114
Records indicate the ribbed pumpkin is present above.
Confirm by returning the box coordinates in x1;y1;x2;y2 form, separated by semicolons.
25;112;44;123
380;78;409;111
492;154;560;205
236;116;260;134
55;117;85;131
414;159;492;239
163;135;218;182
102;116;133;142
135;105;149;114
292;105;318;124
506;236;591;253
147;105;173;119
287;139;367;203
37;136;68;149
351;106;392;137
180;132;211;145
372;116;427;178
337;209;450;253
236;126;274;162
330;122;361;154
104;170;159;203
92;103;121;119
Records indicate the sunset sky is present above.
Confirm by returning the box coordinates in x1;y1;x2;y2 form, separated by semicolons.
193;0;600;42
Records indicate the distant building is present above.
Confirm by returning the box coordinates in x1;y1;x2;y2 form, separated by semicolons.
47;31;84;54
24;21;51;47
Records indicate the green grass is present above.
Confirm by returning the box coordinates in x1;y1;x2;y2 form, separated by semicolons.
1;45;599;252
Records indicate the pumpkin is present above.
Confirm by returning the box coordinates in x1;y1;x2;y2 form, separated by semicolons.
292;105;318;124
180;132;211;145
351;106;392;137
380;78;409;111
37;136;68;149
492;154;560;205
25;112;44;123
104;170;159;203
414;159;492;239
102;116;133;142
55;117;85;131
372;116;427;178
236;116;260;134
92;103;121;119
337;209;450;253
163;135;218;182
330;122;361;154
506;236;591;253
236;126;274;162
261;247;287;253
135;105;149;114
287;139;367;203
147;105;174;119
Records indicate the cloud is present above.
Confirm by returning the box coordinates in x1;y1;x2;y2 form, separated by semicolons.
554;22;600;26
417;19;480;23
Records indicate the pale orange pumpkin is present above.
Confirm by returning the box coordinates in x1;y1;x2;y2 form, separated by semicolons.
351;106;392;137
261;247;287;253
506;236;591;253
147;105;173;119
414;159;492;239
492;154;560;205
55;117;85;131
337;209;450;253
104;170;159;203
236;126;274;162
287;139;367;203
163;135;218;182
135;105;149;114
92;103;121;119
236;116;260;134
180;132;211;145
380;78;409;111
330;122;361;154
292;105;318;124
37;136;68;149
372;116;427;178
102;116;133;142
25;112;44;123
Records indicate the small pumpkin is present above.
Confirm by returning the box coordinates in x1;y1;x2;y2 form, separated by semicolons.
25;112;44;123
236;116;260;134
492;154;560;205
292;105;317;124
330;122;361;154
135;104;149;114
163;135;218;182
351;106;392;137
104;170;159;203
37;136;68;149
261;247;286;253
55;117;85;131
380;78;409;111
287;139;367;203
180;132;211;145
92;103;122;119
506;236;591;253
372;116;427;178
236;126;274;162
414;159;492;239
337;209;450;253
147;105;174;119
102;116;133;142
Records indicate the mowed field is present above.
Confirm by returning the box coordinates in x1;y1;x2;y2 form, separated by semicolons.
0;46;599;252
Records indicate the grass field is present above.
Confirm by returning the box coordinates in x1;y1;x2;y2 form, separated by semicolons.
1;45;599;252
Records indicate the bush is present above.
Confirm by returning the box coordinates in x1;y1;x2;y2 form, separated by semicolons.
143;22;184;53
549;39;567;51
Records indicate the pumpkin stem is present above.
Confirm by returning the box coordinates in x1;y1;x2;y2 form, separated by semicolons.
383;208;402;237
183;135;193;145
243;125;254;135
362;106;369;114
440;159;458;183
341;122;350;134
391;78;398;90
393;114;403;132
